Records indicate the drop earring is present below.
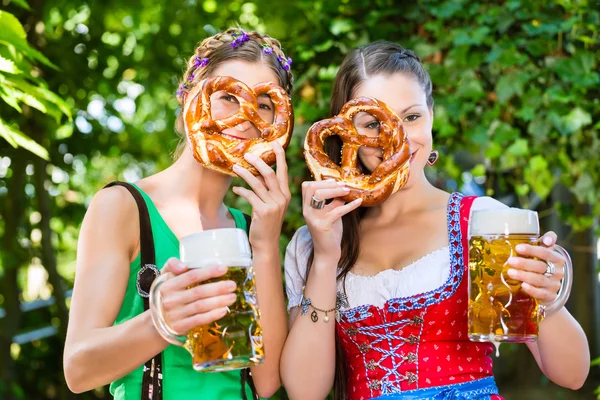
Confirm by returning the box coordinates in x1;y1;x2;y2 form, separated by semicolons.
427;150;439;166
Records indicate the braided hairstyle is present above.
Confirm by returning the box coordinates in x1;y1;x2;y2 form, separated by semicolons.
173;28;294;158
302;41;434;400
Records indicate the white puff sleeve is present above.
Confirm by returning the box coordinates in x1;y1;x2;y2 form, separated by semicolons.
283;225;314;311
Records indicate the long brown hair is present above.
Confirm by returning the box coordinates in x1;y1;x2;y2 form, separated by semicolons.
305;41;434;400
173;28;294;158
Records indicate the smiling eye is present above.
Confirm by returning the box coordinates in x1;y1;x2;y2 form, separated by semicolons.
365;120;380;130
404;114;420;122
221;94;238;103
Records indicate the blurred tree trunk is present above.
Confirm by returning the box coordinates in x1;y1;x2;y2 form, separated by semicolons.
34;155;70;339
0;152;28;400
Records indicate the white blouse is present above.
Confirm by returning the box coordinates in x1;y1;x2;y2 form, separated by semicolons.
284;196;508;310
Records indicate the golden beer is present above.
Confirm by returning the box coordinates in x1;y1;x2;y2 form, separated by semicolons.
150;228;265;371
184;266;264;372
468;209;542;343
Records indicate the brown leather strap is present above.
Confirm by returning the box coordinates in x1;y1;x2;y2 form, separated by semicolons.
104;181;163;400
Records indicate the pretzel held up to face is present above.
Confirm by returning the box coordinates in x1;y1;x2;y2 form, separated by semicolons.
304;97;411;207
183;76;294;176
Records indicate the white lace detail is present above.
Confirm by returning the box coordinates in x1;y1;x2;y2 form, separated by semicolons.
341;247;450;309
284;196;508;311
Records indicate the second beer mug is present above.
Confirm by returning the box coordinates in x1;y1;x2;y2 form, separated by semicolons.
149;228;264;372
468;208;572;344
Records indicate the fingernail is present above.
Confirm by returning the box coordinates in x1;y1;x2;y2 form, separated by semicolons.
228;294;237;302
507;257;518;265
245;153;256;161
516;244;526;252
336;181;346;186
543;237;552;246
507;269;517;278
227;281;236;290
342;187;350;192
326;179;336;182
217;265;228;273
177;262;187;270
232;164;241;171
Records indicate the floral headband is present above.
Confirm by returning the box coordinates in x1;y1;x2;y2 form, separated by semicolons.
177;30;292;97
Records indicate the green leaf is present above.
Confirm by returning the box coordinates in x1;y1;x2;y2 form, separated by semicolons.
5;77;72;121
9;0;31;10
495;71;529;103
0;55;21;74
527;116;552;139
456;70;484;100
485;142;503;159
330;19;355;35
573;173;596;204
471;164;486;177
490;121;519;144
507;138;529;156
0;118;49;159
525;165;553;200
429;1;464;19
0;85;22;112
0;11;58;69
563;108;592;132
551;108;592;136
515;183;530;196
56;123;74;139
529;155;548;171
313;40;333;52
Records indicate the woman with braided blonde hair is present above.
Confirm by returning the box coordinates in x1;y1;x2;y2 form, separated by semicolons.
64;28;294;400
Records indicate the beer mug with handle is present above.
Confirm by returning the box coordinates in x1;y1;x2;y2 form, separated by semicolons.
149;228;265;372
468;208;572;343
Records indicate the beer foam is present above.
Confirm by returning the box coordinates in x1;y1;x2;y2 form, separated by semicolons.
180;228;253;269
469;208;539;236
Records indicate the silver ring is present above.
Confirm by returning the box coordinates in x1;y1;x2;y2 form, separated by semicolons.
310;195;326;210
544;261;556;277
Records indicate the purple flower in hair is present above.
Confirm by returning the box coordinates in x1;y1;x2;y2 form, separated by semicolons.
261;44;273;54
278;56;292;71
177;83;186;97
231;31;250;48
188;73;195;82
195;56;210;68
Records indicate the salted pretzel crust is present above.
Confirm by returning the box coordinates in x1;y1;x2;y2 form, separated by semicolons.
183;76;293;176
304;97;410;206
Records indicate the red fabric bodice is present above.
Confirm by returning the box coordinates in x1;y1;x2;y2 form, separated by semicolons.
336;193;502;400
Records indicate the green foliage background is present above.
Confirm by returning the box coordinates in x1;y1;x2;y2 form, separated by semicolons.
0;0;598;399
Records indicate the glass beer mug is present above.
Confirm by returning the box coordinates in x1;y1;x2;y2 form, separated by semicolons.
468;208;572;344
149;228;265;372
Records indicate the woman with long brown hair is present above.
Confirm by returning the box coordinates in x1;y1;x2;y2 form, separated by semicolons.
280;41;589;399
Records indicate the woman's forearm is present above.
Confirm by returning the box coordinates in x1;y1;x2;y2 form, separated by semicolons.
527;307;590;389
249;243;289;398
64;310;168;393
280;257;338;400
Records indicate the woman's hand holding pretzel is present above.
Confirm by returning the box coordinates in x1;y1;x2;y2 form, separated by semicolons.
301;180;362;262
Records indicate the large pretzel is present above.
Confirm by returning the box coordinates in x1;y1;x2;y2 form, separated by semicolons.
183;76;293;176
304;97;411;207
